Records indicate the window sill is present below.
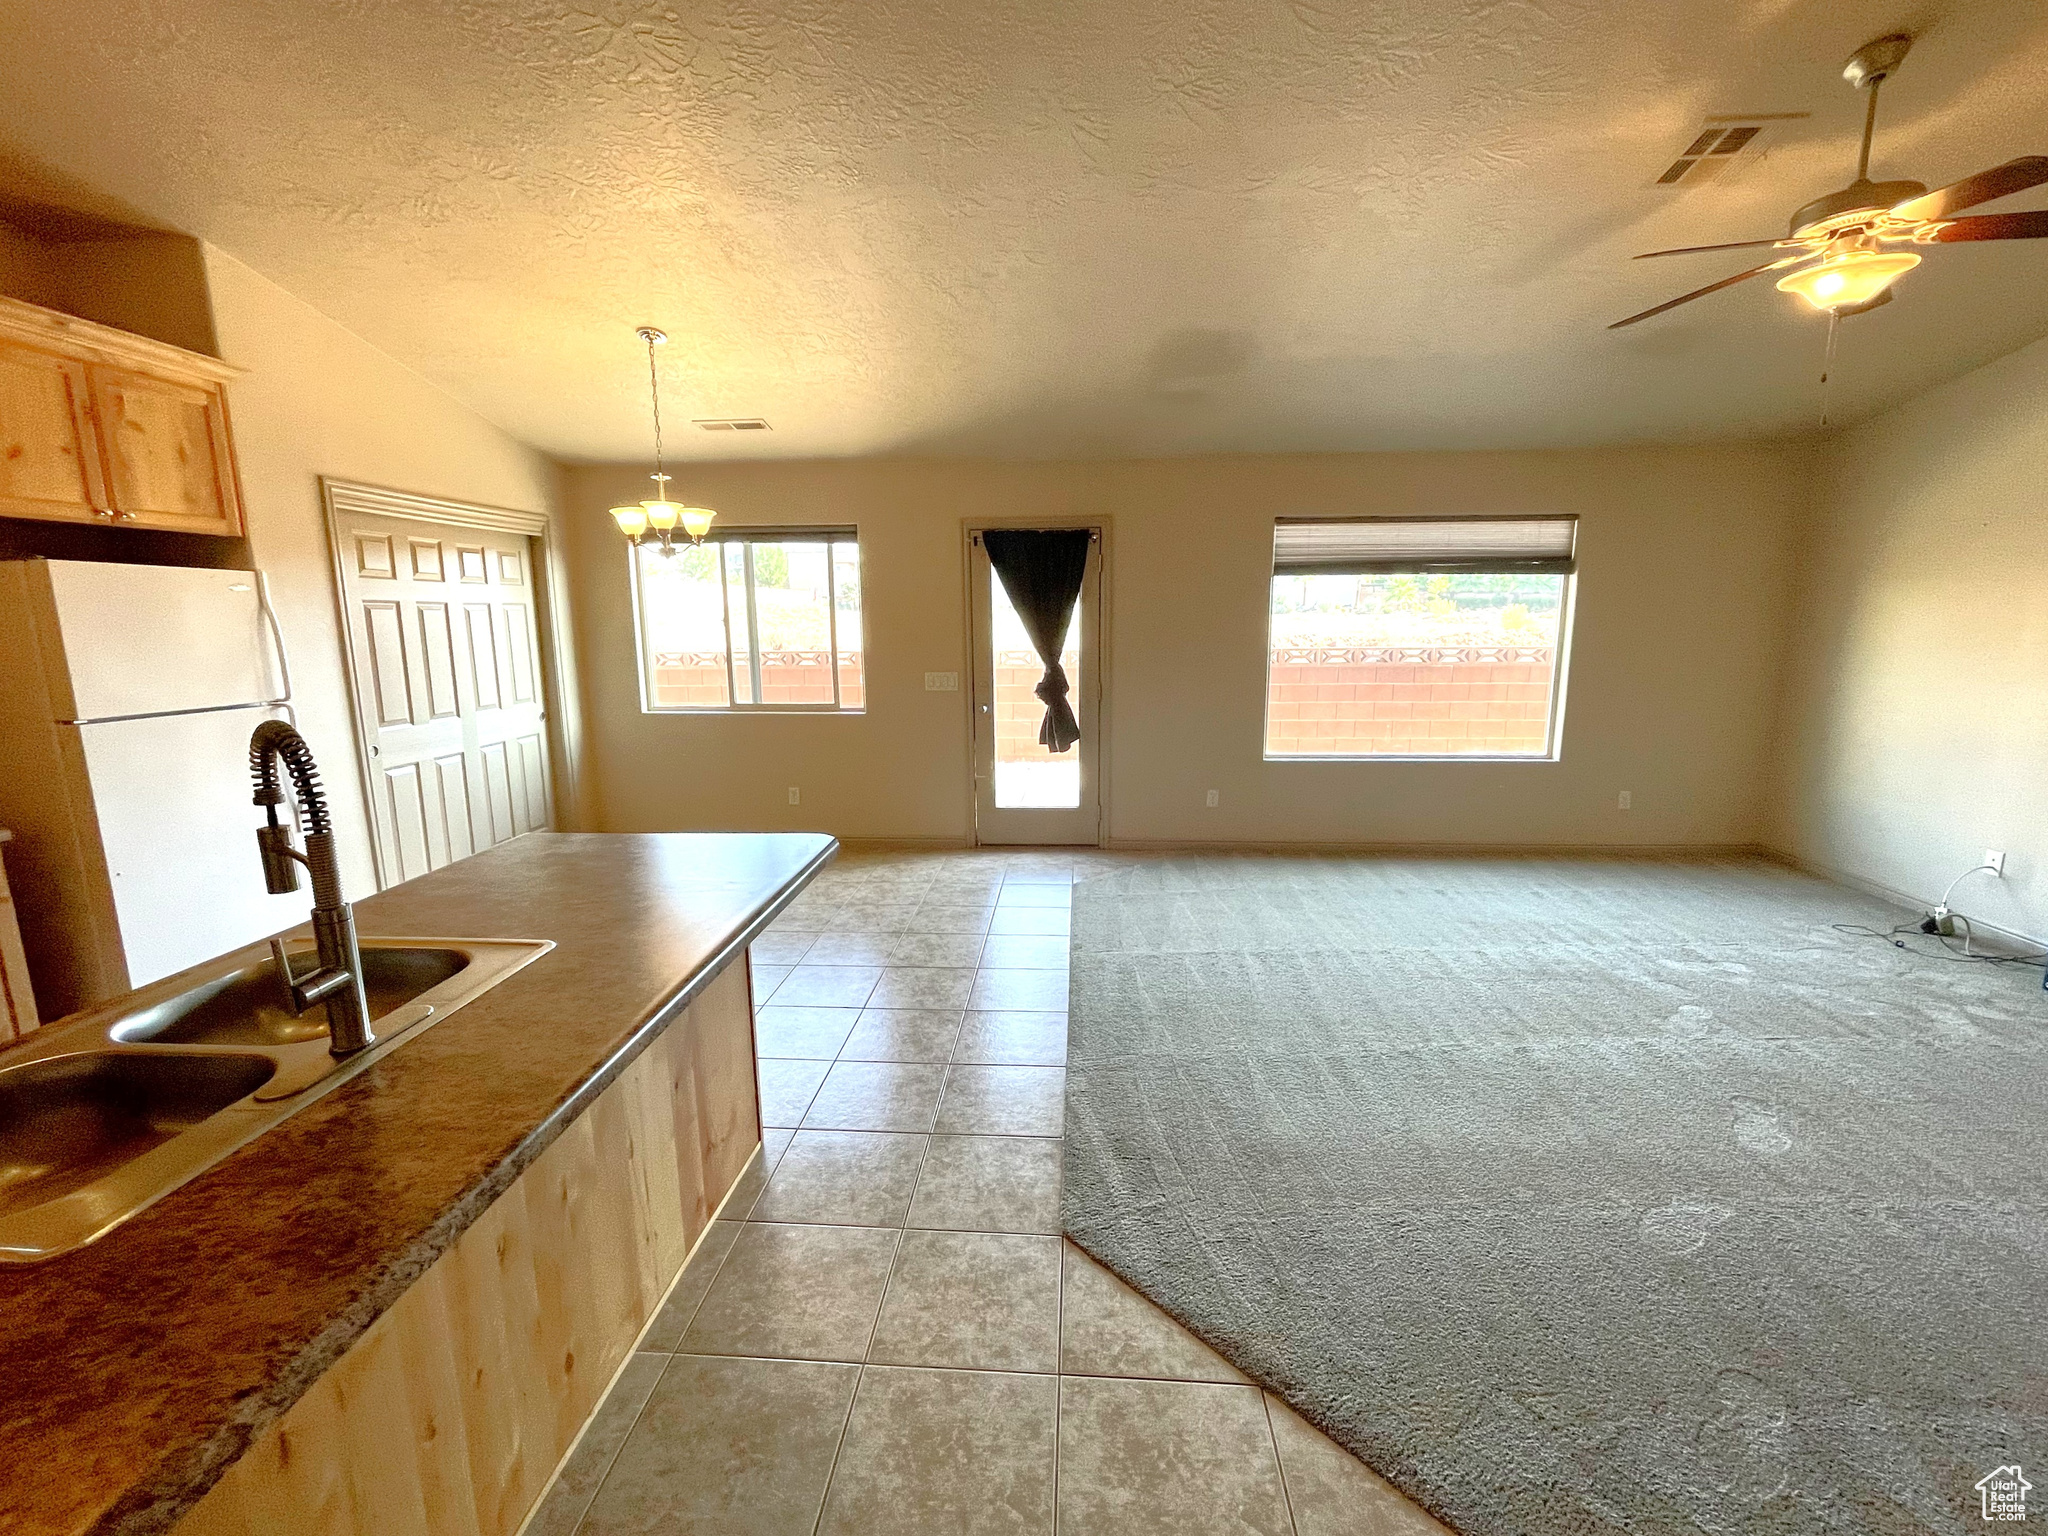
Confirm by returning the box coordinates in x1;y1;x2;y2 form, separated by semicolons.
1263;752;1559;763
643;707;866;717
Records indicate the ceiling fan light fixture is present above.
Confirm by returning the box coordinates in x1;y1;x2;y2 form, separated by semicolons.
1609;33;2048;333
1775;248;1921;311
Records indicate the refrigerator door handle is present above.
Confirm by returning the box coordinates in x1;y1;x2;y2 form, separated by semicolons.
255;570;297;720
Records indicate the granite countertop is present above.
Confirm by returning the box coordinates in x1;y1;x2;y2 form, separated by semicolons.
0;831;834;1536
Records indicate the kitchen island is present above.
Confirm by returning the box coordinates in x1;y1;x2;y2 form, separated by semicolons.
0;831;834;1536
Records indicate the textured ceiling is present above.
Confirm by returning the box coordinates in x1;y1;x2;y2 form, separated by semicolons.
2;0;2047;461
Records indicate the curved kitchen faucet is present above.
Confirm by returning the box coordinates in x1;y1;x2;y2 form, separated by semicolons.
248;720;372;1055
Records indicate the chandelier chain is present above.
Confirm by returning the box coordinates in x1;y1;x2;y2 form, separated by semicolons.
611;323;710;553
645;331;666;485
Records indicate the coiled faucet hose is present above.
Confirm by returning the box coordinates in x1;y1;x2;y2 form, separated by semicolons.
248;718;333;836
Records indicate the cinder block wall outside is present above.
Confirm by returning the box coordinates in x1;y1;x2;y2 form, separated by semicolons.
1263;655;1554;756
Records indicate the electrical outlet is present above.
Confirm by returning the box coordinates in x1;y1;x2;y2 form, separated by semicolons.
787;787;800;806
1985;849;2006;876
1205;789;1220;808
924;671;959;692
1618;790;1632;811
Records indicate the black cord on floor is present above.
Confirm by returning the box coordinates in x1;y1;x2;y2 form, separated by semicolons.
1832;922;2048;971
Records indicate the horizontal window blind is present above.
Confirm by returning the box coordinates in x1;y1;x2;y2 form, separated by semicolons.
1273;516;1577;575
697;525;857;544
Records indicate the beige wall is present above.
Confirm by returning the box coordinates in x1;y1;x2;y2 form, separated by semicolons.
0;216;217;356
565;444;1806;847
1771;332;2048;943
205;247;572;895
0;220;57;308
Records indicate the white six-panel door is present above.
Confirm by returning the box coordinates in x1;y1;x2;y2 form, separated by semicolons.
333;506;553;888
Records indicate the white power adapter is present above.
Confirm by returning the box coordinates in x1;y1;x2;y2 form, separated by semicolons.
1924;857;2007;939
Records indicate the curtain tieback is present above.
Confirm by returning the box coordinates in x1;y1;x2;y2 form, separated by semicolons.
1033;662;1070;707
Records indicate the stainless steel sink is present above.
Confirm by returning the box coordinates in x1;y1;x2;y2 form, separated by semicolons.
0;1052;279;1210
111;946;472;1048
0;935;550;1263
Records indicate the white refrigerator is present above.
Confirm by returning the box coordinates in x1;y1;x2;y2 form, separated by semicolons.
0;557;307;1023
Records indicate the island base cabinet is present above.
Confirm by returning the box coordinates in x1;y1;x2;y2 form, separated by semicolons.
173;958;761;1536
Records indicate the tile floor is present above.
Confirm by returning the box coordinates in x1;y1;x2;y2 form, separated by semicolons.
528;848;1446;1536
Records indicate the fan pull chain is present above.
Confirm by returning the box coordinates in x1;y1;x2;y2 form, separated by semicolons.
1820;309;1841;429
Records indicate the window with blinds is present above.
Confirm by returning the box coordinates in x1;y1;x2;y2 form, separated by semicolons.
1265;516;1577;760
631;527;865;712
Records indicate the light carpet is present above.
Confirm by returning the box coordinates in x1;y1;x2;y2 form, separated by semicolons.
1061;853;2046;1536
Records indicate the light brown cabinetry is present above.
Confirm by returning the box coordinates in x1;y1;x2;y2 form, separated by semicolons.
0;344;103;523
0;297;245;538
0;831;37;1042
172;957;763;1536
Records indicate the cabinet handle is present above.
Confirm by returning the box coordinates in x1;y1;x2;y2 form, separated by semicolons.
93;508;115;520
114;512;137;521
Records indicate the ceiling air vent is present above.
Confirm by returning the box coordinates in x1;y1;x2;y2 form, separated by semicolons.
1653;114;1805;187
695;418;770;431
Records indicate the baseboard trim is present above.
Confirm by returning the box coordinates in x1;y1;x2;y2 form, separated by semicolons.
822;833;1794;859
1763;846;2048;955
839;834;1783;858
1101;837;1777;857
833;835;974;852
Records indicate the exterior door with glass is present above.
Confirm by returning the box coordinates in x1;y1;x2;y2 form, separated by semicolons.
968;526;1102;845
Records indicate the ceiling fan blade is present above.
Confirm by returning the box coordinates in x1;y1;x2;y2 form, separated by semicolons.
1923;209;2048;242
1607;256;1801;330
1889;156;2048;222
1633;238;1791;259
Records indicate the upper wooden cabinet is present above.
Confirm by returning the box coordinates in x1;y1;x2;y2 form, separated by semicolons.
0;342;104;522
0;296;246;538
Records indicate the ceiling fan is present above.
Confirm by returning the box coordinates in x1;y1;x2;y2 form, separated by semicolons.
1610;34;2048;329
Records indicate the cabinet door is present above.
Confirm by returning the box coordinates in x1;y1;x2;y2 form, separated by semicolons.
88;363;245;536
0;876;37;1042
0;339;110;525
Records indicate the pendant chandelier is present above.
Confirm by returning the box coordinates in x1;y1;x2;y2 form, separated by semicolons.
610;326;716;556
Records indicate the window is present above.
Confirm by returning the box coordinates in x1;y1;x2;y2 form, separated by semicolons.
1265;516;1576;759
633;527;864;712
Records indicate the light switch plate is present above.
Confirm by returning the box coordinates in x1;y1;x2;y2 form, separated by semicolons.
925;671;960;692
1618;791;1632;810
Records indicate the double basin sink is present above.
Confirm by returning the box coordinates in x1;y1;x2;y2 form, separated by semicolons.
0;935;551;1263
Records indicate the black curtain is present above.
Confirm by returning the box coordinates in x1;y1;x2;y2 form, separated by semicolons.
983;529;1091;754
